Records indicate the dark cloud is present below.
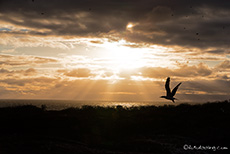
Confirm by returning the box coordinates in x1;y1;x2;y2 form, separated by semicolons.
205;49;227;54
0;0;230;48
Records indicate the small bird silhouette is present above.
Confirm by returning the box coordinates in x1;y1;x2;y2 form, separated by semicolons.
160;77;181;103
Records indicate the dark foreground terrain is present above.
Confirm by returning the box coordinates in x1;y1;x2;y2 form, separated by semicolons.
0;100;230;154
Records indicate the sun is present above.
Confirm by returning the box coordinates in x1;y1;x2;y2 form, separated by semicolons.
126;23;134;29
102;41;145;70
109;47;142;68
91;39;148;71
126;22;138;32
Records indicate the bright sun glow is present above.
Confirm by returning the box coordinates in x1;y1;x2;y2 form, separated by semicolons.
109;47;143;68
102;40;146;70
127;23;133;29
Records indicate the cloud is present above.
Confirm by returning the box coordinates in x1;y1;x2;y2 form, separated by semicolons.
0;68;37;77
0;68;11;74
216;60;230;70
0;0;229;102
205;49;227;54
139;63;212;78
24;68;37;76
180;79;230;95
58;68;93;78
0;76;58;98
0;54;58;67
0;77;56;87
0;33;73;48
0;76;228;102
0;0;230;48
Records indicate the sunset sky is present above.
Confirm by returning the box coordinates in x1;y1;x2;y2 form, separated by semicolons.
0;0;229;102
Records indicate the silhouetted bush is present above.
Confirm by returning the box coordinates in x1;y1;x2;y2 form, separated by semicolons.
0;100;229;154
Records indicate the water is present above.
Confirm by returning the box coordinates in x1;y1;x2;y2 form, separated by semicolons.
0;99;168;110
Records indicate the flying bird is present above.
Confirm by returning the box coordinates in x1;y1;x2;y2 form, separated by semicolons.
160;77;181;103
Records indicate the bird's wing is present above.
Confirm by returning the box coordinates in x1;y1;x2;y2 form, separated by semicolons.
171;82;182;96
165;77;171;96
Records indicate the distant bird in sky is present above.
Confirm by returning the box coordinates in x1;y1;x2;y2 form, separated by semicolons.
160;77;181;103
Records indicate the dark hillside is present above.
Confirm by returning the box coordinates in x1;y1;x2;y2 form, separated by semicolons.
0;100;230;154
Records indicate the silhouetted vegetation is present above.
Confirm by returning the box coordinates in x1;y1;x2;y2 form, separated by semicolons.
0;100;230;154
